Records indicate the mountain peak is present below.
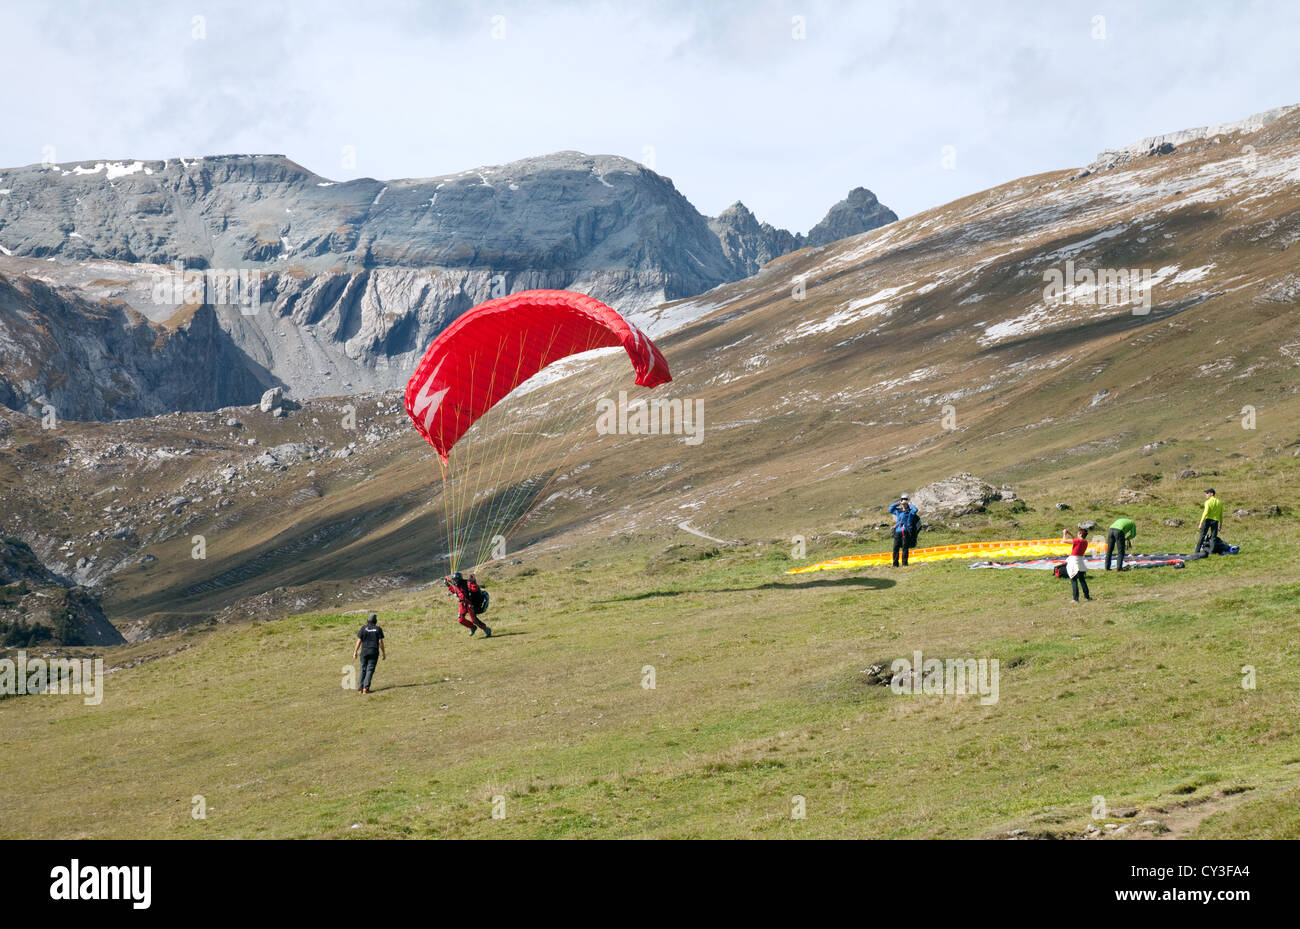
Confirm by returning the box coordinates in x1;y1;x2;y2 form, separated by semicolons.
718;201;755;218
807;187;897;248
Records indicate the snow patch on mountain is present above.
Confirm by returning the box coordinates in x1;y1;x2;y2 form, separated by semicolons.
794;284;911;338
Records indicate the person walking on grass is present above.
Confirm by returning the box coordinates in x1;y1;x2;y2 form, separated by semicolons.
353;612;385;694
1197;488;1224;554
1105;517;1137;571
1061;527;1093;603
889;493;918;567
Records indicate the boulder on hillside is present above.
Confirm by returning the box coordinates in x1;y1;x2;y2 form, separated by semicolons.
909;473;1006;516
1234;504;1283;518
1117;488;1156;504
253;452;284;471
270;442;314;461
259;386;283;413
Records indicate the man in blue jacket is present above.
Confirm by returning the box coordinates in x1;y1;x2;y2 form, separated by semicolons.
889;494;919;567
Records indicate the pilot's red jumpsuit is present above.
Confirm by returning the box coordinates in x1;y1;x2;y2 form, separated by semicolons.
445;579;477;629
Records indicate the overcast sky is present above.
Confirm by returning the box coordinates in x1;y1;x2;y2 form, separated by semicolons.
6;0;1300;230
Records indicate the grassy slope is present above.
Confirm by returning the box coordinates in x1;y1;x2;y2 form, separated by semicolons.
4;114;1300;838
3;459;1297;839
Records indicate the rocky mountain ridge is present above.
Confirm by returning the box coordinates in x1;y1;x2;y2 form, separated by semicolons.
0;151;894;418
708;188;896;277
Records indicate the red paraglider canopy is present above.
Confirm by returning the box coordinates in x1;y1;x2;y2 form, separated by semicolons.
405;289;672;462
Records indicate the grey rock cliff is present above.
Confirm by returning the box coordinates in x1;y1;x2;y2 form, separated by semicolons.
0;272;268;420
0;151;896;418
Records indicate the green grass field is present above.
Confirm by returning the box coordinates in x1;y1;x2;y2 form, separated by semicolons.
3;460;1298;839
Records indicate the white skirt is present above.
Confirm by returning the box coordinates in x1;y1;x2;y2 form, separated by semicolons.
1066;554;1085;578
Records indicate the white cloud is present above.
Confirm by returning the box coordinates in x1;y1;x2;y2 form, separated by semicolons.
3;0;1299;231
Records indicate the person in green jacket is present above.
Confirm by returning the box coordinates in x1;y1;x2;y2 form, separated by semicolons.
1197;488;1224;554
1105;517;1137;571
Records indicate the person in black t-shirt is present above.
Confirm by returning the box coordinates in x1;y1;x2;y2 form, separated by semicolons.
353;613;385;693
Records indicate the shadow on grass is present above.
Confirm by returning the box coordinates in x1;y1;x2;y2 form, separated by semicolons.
368;680;452;692
603;575;895;602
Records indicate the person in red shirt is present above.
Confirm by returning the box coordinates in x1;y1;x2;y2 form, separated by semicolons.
444;572;491;637
1060;528;1093;603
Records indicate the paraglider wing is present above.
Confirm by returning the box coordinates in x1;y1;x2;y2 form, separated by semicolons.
405;289;671;462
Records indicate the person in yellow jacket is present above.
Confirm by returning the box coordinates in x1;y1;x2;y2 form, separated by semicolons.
1196;488;1224;554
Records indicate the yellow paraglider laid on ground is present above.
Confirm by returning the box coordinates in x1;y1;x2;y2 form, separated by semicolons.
786;538;1106;574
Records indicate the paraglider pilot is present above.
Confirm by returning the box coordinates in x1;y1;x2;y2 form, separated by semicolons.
444;572;491;638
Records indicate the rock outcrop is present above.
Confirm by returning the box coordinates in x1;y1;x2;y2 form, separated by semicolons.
0;538;125;646
0;272;269;421
1082;103;1299;175
909;473;1007;516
